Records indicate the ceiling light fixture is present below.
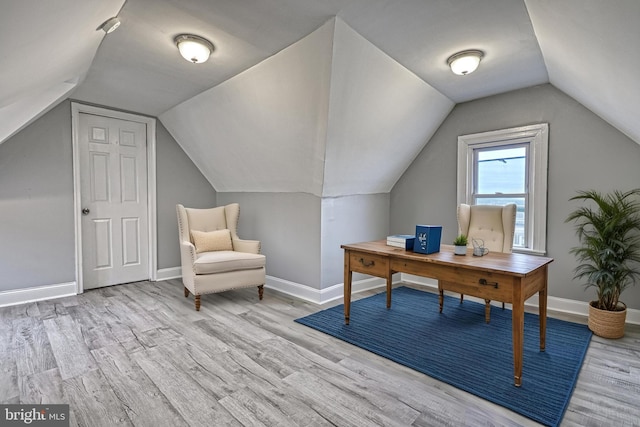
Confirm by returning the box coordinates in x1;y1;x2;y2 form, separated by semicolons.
447;50;484;76
99;17;121;34
174;34;214;64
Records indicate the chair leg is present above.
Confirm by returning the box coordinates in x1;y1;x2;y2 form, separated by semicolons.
484;299;491;323
258;285;264;300
184;287;190;297
194;294;201;311
439;289;444;313
502;302;505;310
460;294;464;304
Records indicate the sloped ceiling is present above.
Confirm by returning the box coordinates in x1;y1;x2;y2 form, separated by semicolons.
322;20;453;197
2;1;639;194
160;20;335;196
0;0;124;142
70;0;548;115
525;0;640;144
0;80;77;143
160;18;454;197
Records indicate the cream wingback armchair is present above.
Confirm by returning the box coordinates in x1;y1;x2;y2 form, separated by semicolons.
441;203;516;322
177;203;266;311
457;203;517;254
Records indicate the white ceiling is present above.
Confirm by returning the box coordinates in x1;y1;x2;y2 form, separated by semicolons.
2;0;639;195
0;0;123;140
525;0;640;145
72;0;551;115
159;18;454;197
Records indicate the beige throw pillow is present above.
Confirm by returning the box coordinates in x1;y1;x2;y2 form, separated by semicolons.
191;229;233;253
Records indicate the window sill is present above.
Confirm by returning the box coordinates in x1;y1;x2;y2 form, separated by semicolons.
513;247;547;256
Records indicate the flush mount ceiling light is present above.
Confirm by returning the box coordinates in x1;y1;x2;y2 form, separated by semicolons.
447;50;484;75
99;16;121;34
174;34;214;64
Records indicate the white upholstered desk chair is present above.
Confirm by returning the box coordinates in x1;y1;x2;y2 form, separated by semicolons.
445;203;517;322
176;203;266;311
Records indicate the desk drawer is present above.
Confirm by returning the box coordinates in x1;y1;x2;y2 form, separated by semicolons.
439;269;513;302
349;253;388;277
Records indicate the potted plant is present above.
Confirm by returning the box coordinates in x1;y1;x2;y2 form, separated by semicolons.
565;189;640;338
453;234;468;255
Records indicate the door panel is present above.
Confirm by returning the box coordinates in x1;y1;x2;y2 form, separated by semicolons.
120;155;139;202
79;113;148;289
93;219;113;269
120;130;136;147
122;217;140;266
90;152;110;202
90;126;108;143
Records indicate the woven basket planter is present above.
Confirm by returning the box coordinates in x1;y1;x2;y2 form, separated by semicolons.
588;301;627;339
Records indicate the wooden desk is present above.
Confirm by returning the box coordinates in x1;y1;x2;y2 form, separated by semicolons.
342;240;553;386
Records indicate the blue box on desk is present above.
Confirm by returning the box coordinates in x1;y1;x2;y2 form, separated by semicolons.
414;225;442;254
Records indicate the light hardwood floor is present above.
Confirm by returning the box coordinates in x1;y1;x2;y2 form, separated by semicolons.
1;280;639;426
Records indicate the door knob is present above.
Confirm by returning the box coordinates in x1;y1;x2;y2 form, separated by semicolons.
82;208;90;215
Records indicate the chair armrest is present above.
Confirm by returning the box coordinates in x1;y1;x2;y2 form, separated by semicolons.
233;238;261;254
180;241;197;262
178;241;197;287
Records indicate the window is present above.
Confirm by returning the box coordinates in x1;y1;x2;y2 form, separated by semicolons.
457;124;548;255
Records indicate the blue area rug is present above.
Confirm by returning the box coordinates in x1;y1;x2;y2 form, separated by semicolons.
295;287;592;427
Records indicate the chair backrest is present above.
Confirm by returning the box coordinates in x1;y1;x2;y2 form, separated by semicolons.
457;203;517;253
177;203;241;244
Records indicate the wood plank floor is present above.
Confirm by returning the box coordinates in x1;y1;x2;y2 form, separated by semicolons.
1;280;639;426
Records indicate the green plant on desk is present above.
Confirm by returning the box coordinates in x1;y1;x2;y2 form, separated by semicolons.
453;234;468;246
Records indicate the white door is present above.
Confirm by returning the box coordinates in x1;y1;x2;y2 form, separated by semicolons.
78;113;149;289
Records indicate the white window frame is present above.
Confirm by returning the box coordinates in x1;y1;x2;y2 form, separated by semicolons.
457;123;548;255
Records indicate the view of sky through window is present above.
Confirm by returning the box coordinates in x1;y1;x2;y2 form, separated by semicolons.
474;145;527;246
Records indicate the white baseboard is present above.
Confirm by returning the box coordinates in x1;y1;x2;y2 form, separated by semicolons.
155;270;640;324
156;267;182;281
0;265;182;308
265;274;399;305
153;269;397;304
10;271;631;325
400;273;640;325
0;282;77;308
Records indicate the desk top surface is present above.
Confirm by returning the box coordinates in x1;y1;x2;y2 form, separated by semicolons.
342;240;553;277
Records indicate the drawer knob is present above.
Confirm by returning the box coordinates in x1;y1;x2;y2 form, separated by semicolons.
359;258;375;267
479;278;499;289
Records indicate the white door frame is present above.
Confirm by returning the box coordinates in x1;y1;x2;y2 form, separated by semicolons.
71;102;157;293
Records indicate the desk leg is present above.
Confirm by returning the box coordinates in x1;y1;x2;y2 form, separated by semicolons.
344;250;352;325
386;271;392;309
512;279;524;387
539;267;548;351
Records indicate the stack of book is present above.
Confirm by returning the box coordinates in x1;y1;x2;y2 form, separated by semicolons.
386;234;415;250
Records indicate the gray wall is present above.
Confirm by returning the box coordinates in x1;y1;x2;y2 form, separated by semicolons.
156;120;216;268
0;100;215;292
5;84;640;311
0;100;75;291
390;84;640;309
217;192;390;290
321;194;390;288
217;192;322;289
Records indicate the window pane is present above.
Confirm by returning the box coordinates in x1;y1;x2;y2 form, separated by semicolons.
474;197;526;247
476;146;526;194
459;123;548;253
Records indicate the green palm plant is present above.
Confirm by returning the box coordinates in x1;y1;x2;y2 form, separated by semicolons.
565;189;640;311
